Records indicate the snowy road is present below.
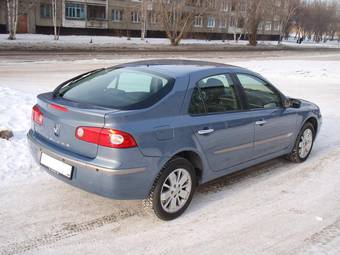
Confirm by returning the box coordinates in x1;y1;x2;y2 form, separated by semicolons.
1;52;340;255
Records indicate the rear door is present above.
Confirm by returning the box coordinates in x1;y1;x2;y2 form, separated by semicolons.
235;73;297;157
34;93;110;159
188;72;254;172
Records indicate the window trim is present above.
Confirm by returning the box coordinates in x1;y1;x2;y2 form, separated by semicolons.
188;72;244;116
112;9;123;22
234;72;285;111
40;3;52;19
65;2;85;20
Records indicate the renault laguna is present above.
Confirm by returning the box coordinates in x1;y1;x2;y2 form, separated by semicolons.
28;60;321;220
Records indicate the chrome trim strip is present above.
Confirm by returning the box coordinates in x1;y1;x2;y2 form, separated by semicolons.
254;132;293;146
213;132;293;155
27;132;146;176
214;142;253;154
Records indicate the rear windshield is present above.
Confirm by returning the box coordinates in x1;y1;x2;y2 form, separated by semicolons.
59;68;175;110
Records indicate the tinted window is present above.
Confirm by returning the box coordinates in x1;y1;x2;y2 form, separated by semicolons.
237;74;282;109
60;68;173;110
189;74;240;114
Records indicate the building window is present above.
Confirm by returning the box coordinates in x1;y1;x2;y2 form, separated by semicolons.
65;2;85;20
87;5;106;20
112;9;123;22
149;12;157;24
273;22;280;31
229;16;235;27
187;0;201;7
40;3;52;18
238;17;244;28
194;16;203;27
240;3;247;12
222;1;229;11
219;19;227;28
207;16;215;28
208;0;217;8
265;22;272;31
258;22;264;31
131;11;140;23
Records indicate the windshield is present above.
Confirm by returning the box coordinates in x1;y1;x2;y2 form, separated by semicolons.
60;67;175;110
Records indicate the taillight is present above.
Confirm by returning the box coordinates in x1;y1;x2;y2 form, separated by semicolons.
75;127;137;149
32;105;43;126
49;103;68;112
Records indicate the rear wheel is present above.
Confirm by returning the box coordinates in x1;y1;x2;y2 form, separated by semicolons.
144;157;196;221
287;122;315;163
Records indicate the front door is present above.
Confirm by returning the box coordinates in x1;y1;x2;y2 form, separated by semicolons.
188;73;254;172
17;15;28;33
235;73;297;158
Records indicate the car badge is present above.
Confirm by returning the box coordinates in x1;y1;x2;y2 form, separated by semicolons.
54;123;61;137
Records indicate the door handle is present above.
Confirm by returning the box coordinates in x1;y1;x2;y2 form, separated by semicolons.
198;128;214;135
255;120;267;126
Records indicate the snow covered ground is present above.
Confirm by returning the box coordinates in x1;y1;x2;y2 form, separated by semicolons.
1;52;340;255
0;34;339;51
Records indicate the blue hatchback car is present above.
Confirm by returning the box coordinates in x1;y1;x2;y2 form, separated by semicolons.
28;60;321;220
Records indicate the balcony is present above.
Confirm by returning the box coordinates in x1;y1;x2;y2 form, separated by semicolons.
87;5;108;29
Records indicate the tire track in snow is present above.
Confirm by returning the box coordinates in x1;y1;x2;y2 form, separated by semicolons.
303;217;340;253
0;209;145;255
308;218;340;245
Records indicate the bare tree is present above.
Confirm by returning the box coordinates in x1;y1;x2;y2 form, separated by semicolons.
140;0;148;40
244;0;273;46
6;0;19;40
277;0;300;44
51;0;59;40
231;0;241;42
156;0;205;46
326;2;339;41
294;1;338;43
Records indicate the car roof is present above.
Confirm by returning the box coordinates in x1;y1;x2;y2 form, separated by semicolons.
115;59;251;78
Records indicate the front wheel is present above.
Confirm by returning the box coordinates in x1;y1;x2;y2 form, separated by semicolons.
286;122;315;163
144;157;196;221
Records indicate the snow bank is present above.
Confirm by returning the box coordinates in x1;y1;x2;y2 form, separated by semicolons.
0;87;41;184
0;34;339;51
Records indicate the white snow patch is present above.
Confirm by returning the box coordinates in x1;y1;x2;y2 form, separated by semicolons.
0;33;339;48
0;87;41;185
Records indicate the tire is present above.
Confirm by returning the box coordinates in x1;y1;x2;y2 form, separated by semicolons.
286;122;315;163
144;157;196;221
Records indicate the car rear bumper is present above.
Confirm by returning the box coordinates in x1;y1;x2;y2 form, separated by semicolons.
27;129;159;200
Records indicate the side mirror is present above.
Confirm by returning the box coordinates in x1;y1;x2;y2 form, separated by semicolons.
284;98;301;108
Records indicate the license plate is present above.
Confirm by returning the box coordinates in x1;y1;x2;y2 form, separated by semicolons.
40;153;73;179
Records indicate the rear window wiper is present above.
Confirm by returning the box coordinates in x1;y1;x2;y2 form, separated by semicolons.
52;68;106;98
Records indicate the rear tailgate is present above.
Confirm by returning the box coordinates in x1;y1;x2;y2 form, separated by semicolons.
34;92;116;159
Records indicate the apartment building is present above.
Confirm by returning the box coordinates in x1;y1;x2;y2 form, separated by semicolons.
0;1;6;33
0;0;282;40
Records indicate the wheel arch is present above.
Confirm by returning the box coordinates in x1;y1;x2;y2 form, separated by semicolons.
155;149;205;186
171;150;203;184
304;116;318;135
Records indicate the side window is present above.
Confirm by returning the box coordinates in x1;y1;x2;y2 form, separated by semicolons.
189;74;241;114
236;74;282;109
